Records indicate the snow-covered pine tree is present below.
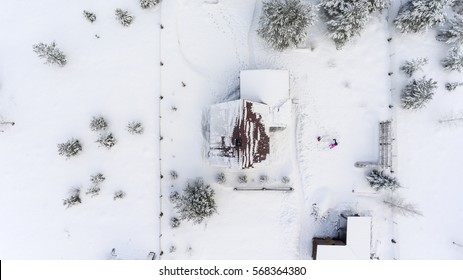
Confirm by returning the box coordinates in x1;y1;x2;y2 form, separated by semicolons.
436;14;463;44
96;132;117;149
445;81;463;91
113;190;126;200
453;0;463;15
140;0;161;9
115;9;134;27
383;194;423;216
90;116;108;131
441;46;463;71
58;138;82;158
33;42;67;66
400;57;428;77
127;121;144;134
401;76;437;110
365;169;401;191
83;10;96;23
86;173;105;197
63;188;82;208
394;0;453;33
319;0;388;49
257;0;316;51
174;178;217;224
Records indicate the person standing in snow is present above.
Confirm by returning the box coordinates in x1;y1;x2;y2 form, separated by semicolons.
329;139;338;149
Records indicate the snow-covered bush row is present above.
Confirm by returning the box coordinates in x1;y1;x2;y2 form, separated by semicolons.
257;0;316;51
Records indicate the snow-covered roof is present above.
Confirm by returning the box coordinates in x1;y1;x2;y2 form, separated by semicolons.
209;100;270;169
240;70;289;107
316;217;372;260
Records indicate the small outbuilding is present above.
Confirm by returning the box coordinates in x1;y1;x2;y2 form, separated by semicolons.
312;216;372;260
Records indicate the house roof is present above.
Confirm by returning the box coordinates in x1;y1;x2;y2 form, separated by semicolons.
240;70;290;107
209;100;270;169
315;217;372;260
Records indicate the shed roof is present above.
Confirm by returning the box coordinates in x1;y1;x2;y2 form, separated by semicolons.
315;217;372;260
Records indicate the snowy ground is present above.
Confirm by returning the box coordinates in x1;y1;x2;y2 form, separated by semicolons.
0;1;160;259
1;0;463;260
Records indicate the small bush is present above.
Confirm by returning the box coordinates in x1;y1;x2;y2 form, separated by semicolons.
113;190;126;200
281;176;290;184
97;132;117;149
170;217;181;228
90;173;105;185
115;9;134;26
216;172;226;184
238;175;248;184
127;121;144;134
63;188;82;208
33;41;67;66
58;138;82;158
140;0;161;9
169;191;180;203
170;170;178;180
445;82;463;91
169;245;176;253
441;47;463;72
83;10;96;23
90;116;108;131
259;175;268;185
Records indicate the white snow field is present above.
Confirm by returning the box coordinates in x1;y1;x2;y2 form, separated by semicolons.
0;1;161;259
1;0;463;260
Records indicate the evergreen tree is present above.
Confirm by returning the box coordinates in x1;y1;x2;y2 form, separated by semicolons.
401;76;437;110
96;132;117;149
400;57;428;77
365;169;401;191
394;0;453;33
86;173;105;197
174;178;217;224
441;46;463;72
170;217;181;228
127;121;144;134
33;42;67;66
115;9;134;27
83;10;96;23
319;0;388;49
58;138;82;158
452;0;463;15
113;190;126;200
436;14;463;44
257;0;316;51
63;188;82;208
140;0;161;9
90;116;108;131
